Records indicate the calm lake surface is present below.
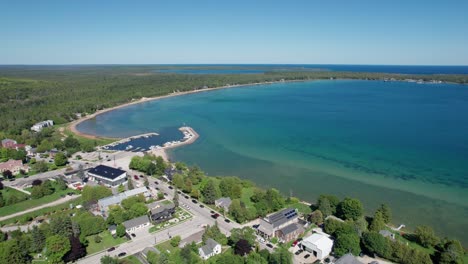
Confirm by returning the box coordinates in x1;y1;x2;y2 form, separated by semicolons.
77;80;468;243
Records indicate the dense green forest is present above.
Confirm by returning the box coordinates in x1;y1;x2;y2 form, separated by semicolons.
1;66;467;136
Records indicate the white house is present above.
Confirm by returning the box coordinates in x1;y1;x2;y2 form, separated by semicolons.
31;120;54;132
87;165;127;187
122;215;150;233
198;238;221;260
301;233;334;260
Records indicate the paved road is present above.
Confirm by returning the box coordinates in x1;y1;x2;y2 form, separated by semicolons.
0;194;80;222
77;176;242;264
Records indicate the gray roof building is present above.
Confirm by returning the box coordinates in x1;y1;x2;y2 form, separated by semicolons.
258;208;298;238
123;215;150;230
334;253;364;264
215;197;232;210
200;238;220;256
379;229;395;240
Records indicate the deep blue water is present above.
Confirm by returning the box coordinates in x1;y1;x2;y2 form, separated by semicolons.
77;80;468;243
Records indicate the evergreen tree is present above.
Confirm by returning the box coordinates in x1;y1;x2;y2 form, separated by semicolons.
369;211;386;232
376;204;392;224
127;178;134;190
337;197;363;221
45;235;71;264
201;179;220;204
30;225;46;253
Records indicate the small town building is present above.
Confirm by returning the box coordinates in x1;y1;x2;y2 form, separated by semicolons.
334;253;364;264
123;215;150;233
215;197;232;211
148;201;176;223
379;230;396;240
277;223;303;242
98;187;150;211
301;233;334;260
87;165;127;187
257;208;299;240
198;238;221;260
1;139;25;150
31;120;54;132
0;159;29;175
108;225;117;235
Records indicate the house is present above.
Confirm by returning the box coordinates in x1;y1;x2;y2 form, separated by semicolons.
25;145;37;156
148;201;176;223
49;148;59;158
87;165;127;187
334;253;363;264
98;187;150;211
1;139;17;148
301;233;334;260
31;120;54;132
257;208;299;240
1;139;25;150
198;238;221;260
277;223;303;242
122;215;150;233
0;159;29;175
215;197;232;211
379;230;396;240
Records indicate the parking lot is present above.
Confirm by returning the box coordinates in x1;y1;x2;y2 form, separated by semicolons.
291;243;318;264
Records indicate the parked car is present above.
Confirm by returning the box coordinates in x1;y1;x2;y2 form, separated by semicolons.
191;199;198;203
168;186;174;189
304;254;310;259
155;187;160;190
210;210;215;214
131;233;136;238
107;247;115;252
295;250;302;255
224;219;230;223
154;180;159;184
139;175;144;178
177;191;182;194
266;243;273;248
133;175;139;180
164;193;168;196
118;252;126;257
199;204;204;208
292;240;298;247
184;195;189;199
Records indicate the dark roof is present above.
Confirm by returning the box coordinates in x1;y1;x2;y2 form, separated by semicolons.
334;253;364;264
279;223;298;235
268;208;297;228
88;165;126;180
123;215;149;229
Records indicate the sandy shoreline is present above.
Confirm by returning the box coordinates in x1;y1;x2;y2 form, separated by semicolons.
67;80;297;140
147;127;199;162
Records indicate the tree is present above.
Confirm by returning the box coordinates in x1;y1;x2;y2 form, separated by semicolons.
146;250;160;264
317;194;339;216
100;255;119;264
309;210;323;225
414;225;438;248
116;224;126;237
337;197;363;221
2;170;13;179
333;231;361;257
173;187;179;208
369;211;385;232
183;178;193;193
170;236;181;247
353;217;368;237
49;215;73;237
0;239;31;264
229;199;248;223
234;239;252;256
0;181;3;190
201;179;220;204
376;204;392;224
190;188;200;199
172;173;185;189
0;231;6;242
56;177;68;190
127;178;134;190
54;152;68;166
270;246;293;264
77;164;85;180
30;225;46;253
155;156;167;176
437;239;464;264
63;235;86;262
33;161;49;172
229;227;256;245
362;231;389;257
202;224;228;245
64;136;80;149
129;203;148;218
265;188;285;211
45;235;71;264
82;185;112;204
0;193;4;207
118;184;125;193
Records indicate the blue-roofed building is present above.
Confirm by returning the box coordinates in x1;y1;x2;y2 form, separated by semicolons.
87;165;127;187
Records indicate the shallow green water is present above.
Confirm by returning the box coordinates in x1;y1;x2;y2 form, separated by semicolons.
78;80;468;243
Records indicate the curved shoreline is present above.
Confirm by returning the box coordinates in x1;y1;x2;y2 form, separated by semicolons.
68;80;298;139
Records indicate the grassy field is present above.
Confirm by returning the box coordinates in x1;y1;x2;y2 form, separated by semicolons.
57;124;116;146
0;185;79;217
240;186;255;209
0;186;29;201
0;197;81;226
86;231;127;255
156;240;178;254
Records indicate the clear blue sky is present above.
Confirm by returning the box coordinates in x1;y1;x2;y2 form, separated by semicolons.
1;0;468;65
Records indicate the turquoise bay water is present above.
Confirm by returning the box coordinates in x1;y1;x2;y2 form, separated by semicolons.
77;80;468;243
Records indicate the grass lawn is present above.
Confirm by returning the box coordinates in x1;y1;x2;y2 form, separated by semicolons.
156;240;178;254
393;231;435;255
86;231;127;255
0;185;79;217
0;186;29;201
240;187;255;209
149;207;192;233
121;255;142;264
